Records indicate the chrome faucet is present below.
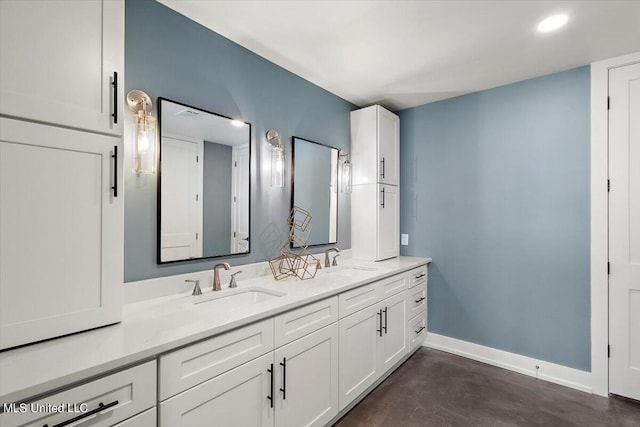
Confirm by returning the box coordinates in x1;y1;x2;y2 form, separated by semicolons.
186;279;202;296
213;263;230;291
324;248;341;268
229;270;243;288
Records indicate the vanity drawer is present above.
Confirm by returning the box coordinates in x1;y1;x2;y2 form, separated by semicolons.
379;273;408;299
159;318;274;400
0;360;156;427
113;407;156;427
408;265;427;289
406;283;426;320
339;282;378;318
274;296;338;347
408;313;427;351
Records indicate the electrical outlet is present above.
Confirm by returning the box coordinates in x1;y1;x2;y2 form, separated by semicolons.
401;234;409;245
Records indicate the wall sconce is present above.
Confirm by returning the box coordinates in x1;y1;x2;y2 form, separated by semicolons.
266;129;285;187
127;90;157;174
339;150;352;193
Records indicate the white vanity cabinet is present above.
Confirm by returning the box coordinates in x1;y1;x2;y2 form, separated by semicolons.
159;298;339;427
0;0;124;136
351;105;399;186
406;266;428;351
274;323;339;427
351;105;400;261
0;118;123;350
0;361;156;427
338;274;408;410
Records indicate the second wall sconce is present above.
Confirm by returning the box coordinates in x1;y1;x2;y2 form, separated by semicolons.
339;150;352;193
266;129;285;187
127;90;157;174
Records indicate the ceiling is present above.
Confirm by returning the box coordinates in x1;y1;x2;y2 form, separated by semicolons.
158;0;640;111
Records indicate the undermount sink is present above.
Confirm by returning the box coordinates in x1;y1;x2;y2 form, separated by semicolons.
321;265;376;273
194;287;285;308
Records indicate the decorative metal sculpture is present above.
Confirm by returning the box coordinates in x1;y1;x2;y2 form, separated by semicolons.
269;206;320;280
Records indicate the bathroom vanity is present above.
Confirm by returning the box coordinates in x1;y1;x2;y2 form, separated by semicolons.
0;257;430;427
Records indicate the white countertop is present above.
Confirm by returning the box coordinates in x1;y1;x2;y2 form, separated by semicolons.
0;256;430;404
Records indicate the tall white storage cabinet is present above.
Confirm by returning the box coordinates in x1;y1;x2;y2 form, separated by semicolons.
0;0;124;350
351;105;400;261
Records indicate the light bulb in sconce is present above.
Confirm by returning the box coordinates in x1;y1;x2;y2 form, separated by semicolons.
127;90;157;174
339;150;352;193
266;129;285;188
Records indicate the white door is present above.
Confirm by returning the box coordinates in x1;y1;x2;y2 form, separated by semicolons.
160;136;201;261
380;292;408;372
275;323;339;427
0;0;123;135
0;118;122;350
609;62;640;400
159;353;274;427
377;106;399;186
232;145;250;253
377;184;399;260
338;304;380;410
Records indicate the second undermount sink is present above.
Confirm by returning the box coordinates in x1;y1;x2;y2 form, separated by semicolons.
194;287;285;309
321;265;376;273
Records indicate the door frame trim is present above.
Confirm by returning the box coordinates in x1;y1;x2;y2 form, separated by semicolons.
590;51;640;396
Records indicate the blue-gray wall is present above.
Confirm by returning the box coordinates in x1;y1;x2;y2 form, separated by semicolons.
202;141;232;257
399;67;591;371
125;0;354;281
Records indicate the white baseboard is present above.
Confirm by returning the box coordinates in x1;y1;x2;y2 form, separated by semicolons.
423;333;593;394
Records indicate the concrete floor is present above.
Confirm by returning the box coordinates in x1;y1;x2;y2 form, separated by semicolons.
334;347;640;427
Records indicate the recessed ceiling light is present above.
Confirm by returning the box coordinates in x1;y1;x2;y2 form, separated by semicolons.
537;14;569;33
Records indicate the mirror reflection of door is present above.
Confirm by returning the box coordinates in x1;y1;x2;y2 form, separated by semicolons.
160;135;203;261
158;98;251;263
233;145;250;253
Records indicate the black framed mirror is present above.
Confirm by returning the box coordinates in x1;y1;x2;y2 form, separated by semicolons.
158;98;251;263
291;136;338;247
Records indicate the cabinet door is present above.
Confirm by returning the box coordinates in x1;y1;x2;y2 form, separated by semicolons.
275;323;339;427
0;118;123;350
0;0;123;135
377;106;399;186
338;305;380;410
377;184;399;260
159;353;274;427
379;292;408;372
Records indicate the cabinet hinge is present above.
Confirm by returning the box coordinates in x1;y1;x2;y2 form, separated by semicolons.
608;345;610;358
196;155;199;163
608;262;610;275
196;194;199;201
196;232;199;240
607;96;610;110
607;179;610;192
234;161;237;167
233;231;237;238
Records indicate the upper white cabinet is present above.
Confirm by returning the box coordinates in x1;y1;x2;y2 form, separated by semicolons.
0;0;124;136
351;183;399;261
351;105;400;261
351;105;399;186
0;118;123;350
